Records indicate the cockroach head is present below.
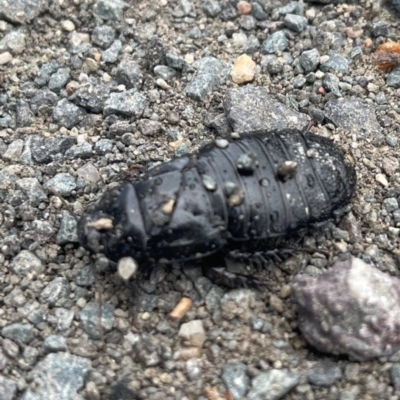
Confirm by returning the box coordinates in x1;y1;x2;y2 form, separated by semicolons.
77;212;114;255
77;183;147;265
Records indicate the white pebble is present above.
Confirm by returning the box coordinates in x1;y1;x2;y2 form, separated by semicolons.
0;52;12;65
118;257;138;281
232;32;247;48
376;173;389;188
61;20;76;32
156;78;170;90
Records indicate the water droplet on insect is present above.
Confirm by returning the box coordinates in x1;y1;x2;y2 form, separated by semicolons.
215;138;229;149
224;182;245;207
260;178;269;187
277;161;298;181
307;148;317;158
202;174;217;191
237;152;259;173
224;181;237;196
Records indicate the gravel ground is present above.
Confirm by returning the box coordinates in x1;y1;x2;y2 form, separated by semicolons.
2;0;400;399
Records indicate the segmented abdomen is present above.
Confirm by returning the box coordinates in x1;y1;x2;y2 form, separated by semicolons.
196;130;356;242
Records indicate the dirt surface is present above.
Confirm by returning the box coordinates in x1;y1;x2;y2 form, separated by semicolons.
1;0;400;399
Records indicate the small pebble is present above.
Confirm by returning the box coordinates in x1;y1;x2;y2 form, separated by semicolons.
231;54;256;84
61;20;75;31
237;1;251;15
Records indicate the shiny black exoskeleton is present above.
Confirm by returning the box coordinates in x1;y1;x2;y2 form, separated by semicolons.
78;129;357;267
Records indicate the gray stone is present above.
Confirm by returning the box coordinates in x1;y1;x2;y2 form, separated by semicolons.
387;135;398;147
371;21;390;38
10;250;44;277
4;287;26;308
0;0;48;24
74;264;96;287
94;138;113;154
390;363;400;389
247;369;301;400
252;2;267;20
56;211;78;245
16;100;34;127
134;335;162;367
284;14;308;32
220;4;238;21
69;81;110;113
179;0;193;15
35;60;60;87
292;257;400;361
44;173;76;197
30;90;59;114
187;26;202;39
239;15;256;30
43;335;67;353
104;89;147;118
205;285;224;310
0;28;26;55
154;65;177;80
48;68;70;92
249;316;265;331
320;53;349;74
93;0;127;20
324;98;381;139
138;119;162;136
166;53;187;70
323;73;341;96
2;140;24;161
32;220;54;244
308;359;342;387
55;308;74;333
387;67;400;89
185;56;224;101
293;75;306;89
79;302;115;340
279;1;304;15
116;60;144;90
393;0;400;12
224;86;309;134
299;48;320;72
76;163;101;183
221;362;249;399
262;30;289;54
2;323;34;344
16;178;47;207
21;352;91;400
39;277;70;306
0;375;17;400
65;142;93;159
53;99;86;129
383;198;399;213
92;25;116;48
102;39;122;63
0;115;15;129
24;346;38;366
202;0;221;17
244;35;260;54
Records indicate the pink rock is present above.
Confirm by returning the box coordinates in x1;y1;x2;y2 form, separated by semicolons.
292;257;400;361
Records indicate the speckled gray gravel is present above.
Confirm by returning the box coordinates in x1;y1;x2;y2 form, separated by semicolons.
1;0;400;399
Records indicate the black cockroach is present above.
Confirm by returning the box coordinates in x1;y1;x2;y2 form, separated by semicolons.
77;128;357;282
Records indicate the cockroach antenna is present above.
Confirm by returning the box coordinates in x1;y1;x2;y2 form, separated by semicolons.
50;188;104;341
